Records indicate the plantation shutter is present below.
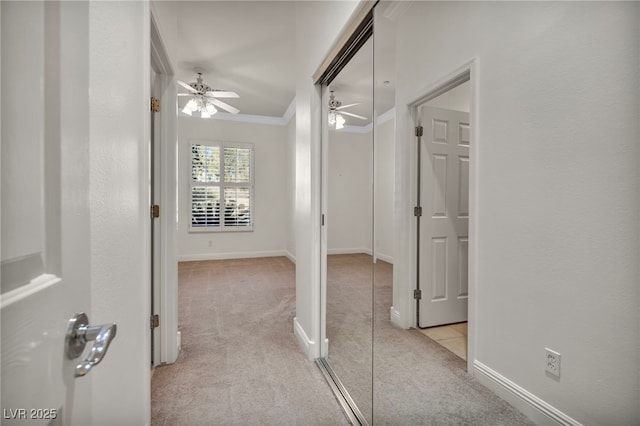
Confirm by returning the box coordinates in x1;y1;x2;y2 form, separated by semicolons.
190;141;253;231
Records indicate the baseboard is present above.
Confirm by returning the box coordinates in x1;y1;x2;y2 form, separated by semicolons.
285;251;296;264
178;250;289;262
473;360;583;426
326;248;372;256
390;306;402;327
375;252;394;264
293;317;316;360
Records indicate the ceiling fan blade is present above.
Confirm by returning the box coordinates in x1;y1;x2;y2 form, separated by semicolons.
336;103;360;110
177;80;198;93
340;111;368;120
205;90;239;99
209;98;240;115
177;93;193;97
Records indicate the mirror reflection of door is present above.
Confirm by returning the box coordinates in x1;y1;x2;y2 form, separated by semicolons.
322;36;374;424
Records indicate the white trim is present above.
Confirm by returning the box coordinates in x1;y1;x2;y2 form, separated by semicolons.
178;250;290;262
282;97;296;125
151;9;179;365
473;361;583;426
326;248;372;256
179;97;296;127
178;100;393;132
285;251;296;264
0;274;61;309
377;107;395;125
293;316;315;358
390;306;401;327
374;252;394;265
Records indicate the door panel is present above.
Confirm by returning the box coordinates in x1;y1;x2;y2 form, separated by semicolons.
419;106;470;328
1;2;92;423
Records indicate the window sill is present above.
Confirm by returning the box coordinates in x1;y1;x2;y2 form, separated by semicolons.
188;227;254;234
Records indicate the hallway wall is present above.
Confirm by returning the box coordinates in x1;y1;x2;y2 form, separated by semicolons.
393;2;639;424
294;0;360;359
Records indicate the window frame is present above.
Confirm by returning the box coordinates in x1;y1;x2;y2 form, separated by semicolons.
189;139;255;233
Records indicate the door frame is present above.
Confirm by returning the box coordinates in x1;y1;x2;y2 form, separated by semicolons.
150;10;180;365
394;60;478;372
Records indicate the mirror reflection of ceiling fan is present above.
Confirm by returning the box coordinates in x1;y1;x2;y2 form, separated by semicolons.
178;70;240;117
328;90;367;129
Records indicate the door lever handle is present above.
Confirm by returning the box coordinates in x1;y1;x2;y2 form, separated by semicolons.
66;313;117;378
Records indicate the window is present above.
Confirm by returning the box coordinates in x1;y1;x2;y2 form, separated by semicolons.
190;141;254;232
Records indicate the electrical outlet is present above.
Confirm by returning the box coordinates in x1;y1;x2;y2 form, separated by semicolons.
545;348;561;377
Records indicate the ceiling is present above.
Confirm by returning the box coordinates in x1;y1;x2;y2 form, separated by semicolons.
154;1;395;124
156;1;297;117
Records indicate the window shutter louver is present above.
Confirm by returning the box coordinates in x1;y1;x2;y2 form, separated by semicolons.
190;141;254;232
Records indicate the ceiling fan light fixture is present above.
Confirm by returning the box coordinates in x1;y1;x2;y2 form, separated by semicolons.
206;103;218;115
335;113;345;130
328;111;336;126
177;72;240;116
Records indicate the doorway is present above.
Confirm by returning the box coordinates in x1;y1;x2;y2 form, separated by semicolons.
149;12;180;368
414;80;471;361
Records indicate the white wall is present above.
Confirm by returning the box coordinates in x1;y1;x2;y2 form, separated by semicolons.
294;0;360;359
286;115;296;260
178;116;289;260
88;2;151;424
327;129;372;254
393;2;639;424
374;117;395;263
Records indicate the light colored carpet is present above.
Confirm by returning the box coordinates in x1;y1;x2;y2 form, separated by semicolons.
151;257;349;426
152;255;534;426
327;254;534;425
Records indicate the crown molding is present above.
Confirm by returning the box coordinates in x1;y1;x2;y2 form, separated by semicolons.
179;99;395;132
179;97;296;126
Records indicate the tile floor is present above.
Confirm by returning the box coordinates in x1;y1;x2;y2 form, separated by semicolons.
419;322;468;361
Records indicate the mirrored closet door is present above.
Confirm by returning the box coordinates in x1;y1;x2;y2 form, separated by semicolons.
319;34;374;425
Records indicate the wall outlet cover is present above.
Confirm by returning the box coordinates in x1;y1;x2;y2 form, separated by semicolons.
545;347;561;377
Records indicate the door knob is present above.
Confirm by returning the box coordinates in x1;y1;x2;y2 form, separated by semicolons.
65;312;117;378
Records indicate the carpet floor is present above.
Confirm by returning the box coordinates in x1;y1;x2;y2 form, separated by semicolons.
151;257;349;425
326;254;534;425
151;255;534;425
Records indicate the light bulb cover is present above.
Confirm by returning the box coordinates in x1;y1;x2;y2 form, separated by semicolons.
328;111;336;126
186;98;199;112
206;103;217;115
336;113;345;129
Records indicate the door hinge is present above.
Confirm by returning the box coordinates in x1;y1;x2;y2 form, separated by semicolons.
414;206;423;217
414;289;422;300
150;97;160;113
151;204;160;218
415;126;423;137
322;214;325;226
151;314;159;329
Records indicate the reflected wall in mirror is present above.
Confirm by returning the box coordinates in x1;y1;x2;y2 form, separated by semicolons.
321;36;374;423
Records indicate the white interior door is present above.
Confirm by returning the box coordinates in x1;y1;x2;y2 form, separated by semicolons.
1;2;116;423
418;106;470;328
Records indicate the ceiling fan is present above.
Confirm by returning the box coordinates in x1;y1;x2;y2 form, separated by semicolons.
178;72;240;117
328;90;367;129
